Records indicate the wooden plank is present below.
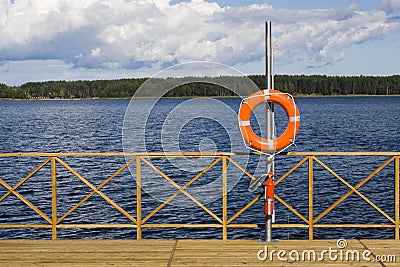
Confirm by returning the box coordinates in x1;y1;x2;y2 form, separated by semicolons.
287;152;400;156
0;152;239;157
2;151;400;158
171;240;399;267
0;240;174;267
0;240;397;266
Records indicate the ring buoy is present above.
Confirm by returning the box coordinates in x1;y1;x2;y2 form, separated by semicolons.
238;89;300;153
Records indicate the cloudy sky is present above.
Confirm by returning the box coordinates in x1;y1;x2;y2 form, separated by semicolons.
0;0;399;85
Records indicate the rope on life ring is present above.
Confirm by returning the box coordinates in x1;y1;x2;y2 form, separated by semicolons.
238;89;300;154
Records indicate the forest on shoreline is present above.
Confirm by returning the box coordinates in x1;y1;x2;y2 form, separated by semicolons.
1;74;399;99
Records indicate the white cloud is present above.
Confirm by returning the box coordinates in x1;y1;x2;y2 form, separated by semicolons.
0;0;399;73
379;0;400;13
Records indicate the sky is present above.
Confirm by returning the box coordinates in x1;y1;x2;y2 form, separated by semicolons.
0;0;399;86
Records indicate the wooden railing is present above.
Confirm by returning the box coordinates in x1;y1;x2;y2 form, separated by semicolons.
0;152;399;240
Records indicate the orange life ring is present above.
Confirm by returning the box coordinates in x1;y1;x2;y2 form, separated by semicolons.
238;89;300;153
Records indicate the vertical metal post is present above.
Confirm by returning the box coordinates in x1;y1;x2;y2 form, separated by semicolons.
265;21;275;242
266;21;272;90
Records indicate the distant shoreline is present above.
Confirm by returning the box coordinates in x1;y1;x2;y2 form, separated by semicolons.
1;74;399;99
1;94;400;101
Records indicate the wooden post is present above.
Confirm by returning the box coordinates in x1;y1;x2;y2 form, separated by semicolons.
222;156;228;240
51;157;57;240
308;156;314;240
136;157;142;240
395;156;399;240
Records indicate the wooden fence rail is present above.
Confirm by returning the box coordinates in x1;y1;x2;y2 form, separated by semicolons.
0;152;399;240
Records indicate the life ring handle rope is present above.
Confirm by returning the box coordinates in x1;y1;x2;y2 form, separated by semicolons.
238;89;300;155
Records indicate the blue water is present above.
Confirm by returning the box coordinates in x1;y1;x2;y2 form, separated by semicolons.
0;97;400;240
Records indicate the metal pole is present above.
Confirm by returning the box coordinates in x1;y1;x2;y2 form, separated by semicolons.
265;21;275;242
266;21;272;90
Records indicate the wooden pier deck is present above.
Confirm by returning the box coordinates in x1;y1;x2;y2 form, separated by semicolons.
0;239;398;266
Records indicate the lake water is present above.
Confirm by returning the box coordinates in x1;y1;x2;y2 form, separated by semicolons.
0;96;400;240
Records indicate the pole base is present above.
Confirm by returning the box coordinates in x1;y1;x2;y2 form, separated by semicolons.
257;238;279;243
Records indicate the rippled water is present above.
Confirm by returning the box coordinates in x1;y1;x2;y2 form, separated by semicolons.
0;97;400;240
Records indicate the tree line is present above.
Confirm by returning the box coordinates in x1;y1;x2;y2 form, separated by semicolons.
0;75;399;99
